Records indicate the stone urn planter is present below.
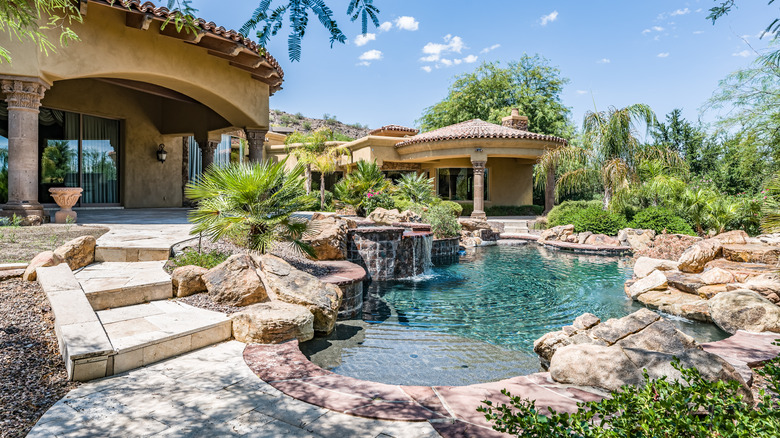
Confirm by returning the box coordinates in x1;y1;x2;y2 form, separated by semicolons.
49;187;83;223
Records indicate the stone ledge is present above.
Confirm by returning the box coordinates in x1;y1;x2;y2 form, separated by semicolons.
316;260;367;286
0;262;27;271
499;233;539;241
38;264;114;382
540;240;632;255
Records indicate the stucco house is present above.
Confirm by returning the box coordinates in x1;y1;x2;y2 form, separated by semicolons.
0;0;282;223
270;109;566;218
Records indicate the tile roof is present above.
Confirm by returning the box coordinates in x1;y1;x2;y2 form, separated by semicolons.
395;119;567;148
369;125;419;136
93;0;283;87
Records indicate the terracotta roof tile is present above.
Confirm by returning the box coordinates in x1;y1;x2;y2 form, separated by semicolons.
93;0;284;82
369;124;419;136
395;119;567;148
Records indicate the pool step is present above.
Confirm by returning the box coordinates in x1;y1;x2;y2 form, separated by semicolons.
490;220;529;234
97;301;232;375
74;261;172;311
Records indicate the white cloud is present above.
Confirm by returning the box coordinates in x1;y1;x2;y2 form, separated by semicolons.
378;21;392;32
732;50;752;57
670;8;690;16
576;90;588;95
395;16;419;31
652;26;665;32
480;44;501;54
421;66;432;73
642;29;652;35
354;33;376;47
358;49;383;66
693;30;705;35
462;54;478;63
657;52;670;58
421;34;465;62
597;58;611;64
440;58;453;67
540;10;559;26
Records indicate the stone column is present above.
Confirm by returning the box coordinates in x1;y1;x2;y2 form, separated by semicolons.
1;79;48;225
244;128;267;163
199;140;218;171
544;164;556;214
471;160;487;219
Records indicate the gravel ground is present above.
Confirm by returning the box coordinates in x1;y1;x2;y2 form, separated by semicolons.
0;278;77;438
0;224;109;263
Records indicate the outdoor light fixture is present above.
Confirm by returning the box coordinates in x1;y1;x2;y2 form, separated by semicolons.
157;144;167;163
475;148;483;152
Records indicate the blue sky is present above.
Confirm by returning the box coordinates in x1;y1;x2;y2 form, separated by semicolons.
189;1;775;133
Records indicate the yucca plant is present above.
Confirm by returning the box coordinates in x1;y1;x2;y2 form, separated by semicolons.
185;159;315;257
333;159;390;214
396;172;435;205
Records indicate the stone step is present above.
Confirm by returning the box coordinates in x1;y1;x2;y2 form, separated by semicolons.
504;226;529;233
95;246;171;262
97;300;232;375
74;261;172;311
498;220;529;228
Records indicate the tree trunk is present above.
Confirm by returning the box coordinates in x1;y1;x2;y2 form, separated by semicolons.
320;173;326;210
305;164;312;194
603;187;612;211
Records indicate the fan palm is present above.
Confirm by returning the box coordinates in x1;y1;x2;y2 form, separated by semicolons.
538;104;683;210
333;159;390;210
185;159;314;256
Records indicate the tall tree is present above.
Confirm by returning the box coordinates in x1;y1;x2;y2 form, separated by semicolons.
417;57;574;138
650;109;707;174
538;104;683;210
285;127;332;194
0;0;81;63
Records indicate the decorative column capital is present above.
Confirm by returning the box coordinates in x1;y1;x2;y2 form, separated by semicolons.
1;79;48;111
244;127;268;163
471;160;486;173
244;128;268;143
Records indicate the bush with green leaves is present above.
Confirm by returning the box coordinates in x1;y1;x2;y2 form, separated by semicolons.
440;200;463;217
363;190;396;216
460;202;474;217
185;159;314;256
420;204;461;238
485;205;544;216
629;207;695;235
547;200;604;227
333;160;391;216
480;348;780;438
570;206;627;235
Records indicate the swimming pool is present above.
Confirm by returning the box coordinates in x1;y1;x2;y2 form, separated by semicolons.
301;245;728;386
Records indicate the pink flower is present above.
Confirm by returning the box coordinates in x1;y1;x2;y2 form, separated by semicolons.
367;192;374;198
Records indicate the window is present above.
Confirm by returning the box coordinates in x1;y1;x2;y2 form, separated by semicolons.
436;168;488;201
37;107;120;205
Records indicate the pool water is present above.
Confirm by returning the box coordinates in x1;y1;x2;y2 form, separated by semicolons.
301;245;728;386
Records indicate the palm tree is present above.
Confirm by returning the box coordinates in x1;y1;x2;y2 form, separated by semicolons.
285;128;332;194
312;142;351;210
396;172;435;204
333;159;390;212
538;104;682;210
185;159;314;256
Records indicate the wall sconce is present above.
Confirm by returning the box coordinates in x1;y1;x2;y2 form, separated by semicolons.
157;144;167;163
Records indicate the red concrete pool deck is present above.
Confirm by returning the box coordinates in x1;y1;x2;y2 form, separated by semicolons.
243;341;608;437
244;332;780;437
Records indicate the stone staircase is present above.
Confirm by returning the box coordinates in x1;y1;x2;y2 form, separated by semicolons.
38;226;232;381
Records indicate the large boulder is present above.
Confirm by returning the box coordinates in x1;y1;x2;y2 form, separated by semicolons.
539;224;575;242
633;257;679;278
172;265;208;297
713;230;748;245
722;243;780;265
23;251;63;281
708;289;780;334
584;234;620;247
458;218;491;232
203;254;268;307
678;239;723;273
231;302;314;344
399;209;423;223
53;235;96;270
618;228;656;251
627;270;668;299
367;208;403;225
255;255;343;334
700;267;735;285
549;344;750;401
637;288;711;322
303;215;349;260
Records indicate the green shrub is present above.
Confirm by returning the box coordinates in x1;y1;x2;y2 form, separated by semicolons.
395;172;436;204
629;207;695;235
171;248;229;270
570;207;627;235
421;204;461;238
485;205;544;216
363;190;395;216
480;347;780;438
460;202;474;217
547;200;603;227
440;200;463;217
